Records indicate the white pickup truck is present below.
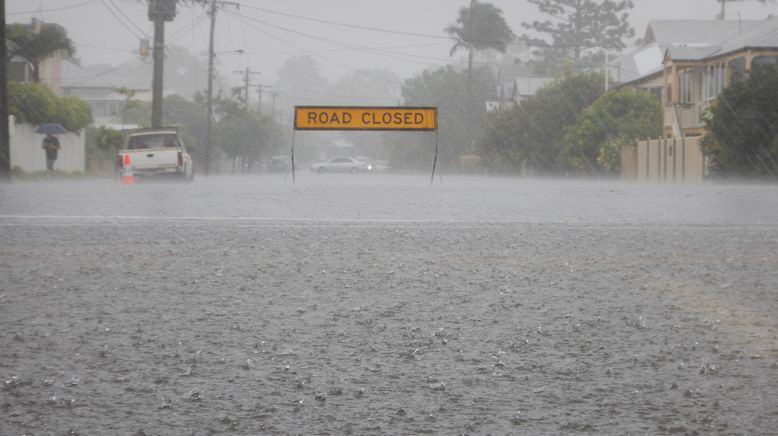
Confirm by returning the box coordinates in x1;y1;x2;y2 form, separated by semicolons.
117;128;194;180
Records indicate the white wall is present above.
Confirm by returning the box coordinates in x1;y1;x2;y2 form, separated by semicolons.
9;117;85;173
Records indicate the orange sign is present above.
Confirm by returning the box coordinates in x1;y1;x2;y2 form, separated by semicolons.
295;106;437;131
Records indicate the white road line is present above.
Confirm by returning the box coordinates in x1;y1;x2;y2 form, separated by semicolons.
0;215;776;230
0;215;442;224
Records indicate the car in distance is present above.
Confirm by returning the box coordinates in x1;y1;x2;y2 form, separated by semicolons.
268;155;291;173
117;128;194;180
368;159;391;173
310;156;370;173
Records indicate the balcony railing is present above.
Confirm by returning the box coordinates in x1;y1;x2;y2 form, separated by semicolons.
664;101;708;133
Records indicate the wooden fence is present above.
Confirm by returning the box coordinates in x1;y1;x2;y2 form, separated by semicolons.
622;136;707;183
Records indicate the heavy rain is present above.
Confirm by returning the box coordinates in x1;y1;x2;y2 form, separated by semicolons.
2;1;778;435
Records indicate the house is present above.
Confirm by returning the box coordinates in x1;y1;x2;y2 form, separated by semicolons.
486;76;555;112
8;55;34;83
661;16;778;137
613;19;758;99
61;86;152;130
7;18;71;94
617;17;778;182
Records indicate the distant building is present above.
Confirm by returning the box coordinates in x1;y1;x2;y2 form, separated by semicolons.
61;86;152;130
613;19;758;99
487;76;555;112
661;16;778;137
619;17;778;183
7;55;34;83
7;18;72;95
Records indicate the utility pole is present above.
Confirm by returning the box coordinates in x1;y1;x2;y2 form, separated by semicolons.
252;84;272;115
270;91;280;118
0;0;9;180
148;0;176;128
233;68;261;109
205;0;240;176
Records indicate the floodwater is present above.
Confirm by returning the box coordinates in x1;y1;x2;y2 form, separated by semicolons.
1;174;777;435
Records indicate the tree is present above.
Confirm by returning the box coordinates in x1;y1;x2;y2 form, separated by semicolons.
562;87;662;175
274;55;329;114
218;110;281;173
386;65;496;172
522;0;634;75
326;69;400;106
445;0;515;81
703;64;778;179
8;81;91;131
477;72;603;174
6;22;76;83
85;125;124;172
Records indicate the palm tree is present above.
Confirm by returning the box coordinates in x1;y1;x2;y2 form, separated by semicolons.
445;0;515;81
6;22;76;83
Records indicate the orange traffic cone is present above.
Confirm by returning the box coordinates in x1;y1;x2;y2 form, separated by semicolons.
121;154;135;186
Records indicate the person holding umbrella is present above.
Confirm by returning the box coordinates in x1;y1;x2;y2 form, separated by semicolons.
36;123;66;177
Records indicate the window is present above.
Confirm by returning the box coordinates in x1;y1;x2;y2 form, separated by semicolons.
124;133;180;150
703;63;725;101
728;57;747;83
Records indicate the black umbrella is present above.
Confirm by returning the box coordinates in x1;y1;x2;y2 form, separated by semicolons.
35;123;68;135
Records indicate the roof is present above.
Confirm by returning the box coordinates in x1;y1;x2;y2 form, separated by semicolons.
61;85;152;102
618;18;778;84
664;16;778;62
616;45;664;83
514;77;556;96
714;16;778;57
644;20;758;46
664;46;719;62
496;76;556;101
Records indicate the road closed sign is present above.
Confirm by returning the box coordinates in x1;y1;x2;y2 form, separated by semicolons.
295;106;437;131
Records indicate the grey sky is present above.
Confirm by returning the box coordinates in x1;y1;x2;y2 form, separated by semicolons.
7;0;778;88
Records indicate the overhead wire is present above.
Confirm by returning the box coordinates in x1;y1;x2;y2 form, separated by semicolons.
237;3;452;42
225;10;404;86
6;0;99;16
99;0;145;40
106;0;150;37
229;10;484;70
235;3;646;51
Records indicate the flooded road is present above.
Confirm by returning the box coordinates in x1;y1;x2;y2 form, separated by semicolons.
1;175;777;434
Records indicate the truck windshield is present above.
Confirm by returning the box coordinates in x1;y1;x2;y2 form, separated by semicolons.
124;133;180;150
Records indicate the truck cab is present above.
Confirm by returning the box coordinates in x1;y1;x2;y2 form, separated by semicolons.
117;128;194;180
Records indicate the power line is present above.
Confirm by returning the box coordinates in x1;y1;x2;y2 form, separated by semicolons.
274;84;398;104
77;43;137;53
106;0;150;37
229;11;527;71
63;56;142;86
226;11;417;84
236;3;643;51
7;0;99;16
240;42;450;56
168;11;208;42
238;3;452;41
99;0;145;40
